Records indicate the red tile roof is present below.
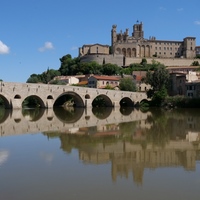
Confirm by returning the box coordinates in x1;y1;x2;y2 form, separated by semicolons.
91;75;120;81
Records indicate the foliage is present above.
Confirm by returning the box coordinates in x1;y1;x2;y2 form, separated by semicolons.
119;77;137;92
49;80;66;85
140;58;147;66
101;63;120;75
191;61;200;66
92;96;107;107
104;85;115;90
145;64;169;106
27;69;61;83
164;96;200;108
22;96;41;107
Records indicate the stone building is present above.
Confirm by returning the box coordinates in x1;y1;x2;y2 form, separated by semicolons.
196;46;200;56
79;43;109;57
111;22;196;59
88;75;120;89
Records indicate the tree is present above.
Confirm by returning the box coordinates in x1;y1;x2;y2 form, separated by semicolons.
191;61;200;66
140;58;147;66
145;64;169;105
102;63;120;75
26;74;41;83
119;78;137;92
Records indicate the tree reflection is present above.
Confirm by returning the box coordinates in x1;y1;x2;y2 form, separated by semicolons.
92;107;112;119
53;107;84;123
22;108;45;121
0;108;10;123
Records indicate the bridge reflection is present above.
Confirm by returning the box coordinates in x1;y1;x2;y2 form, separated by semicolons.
0;107;147;136
0;107;200;186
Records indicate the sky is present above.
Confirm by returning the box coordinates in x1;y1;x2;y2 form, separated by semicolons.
0;0;200;83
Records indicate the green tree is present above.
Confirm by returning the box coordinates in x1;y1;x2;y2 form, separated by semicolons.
26;74;41;83
140;58;147;66
119;78;137;92
191;61;200;66
145;64;169;105
102;63;120;75
59;54;80;75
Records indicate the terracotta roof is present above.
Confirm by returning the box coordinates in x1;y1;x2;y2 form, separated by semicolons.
77;81;88;85
167;66;198;69
91;75;120;81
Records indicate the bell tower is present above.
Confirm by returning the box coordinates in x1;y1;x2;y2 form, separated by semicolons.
111;24;117;46
132;22;144;39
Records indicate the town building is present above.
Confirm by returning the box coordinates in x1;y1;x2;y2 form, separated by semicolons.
196;46;200;56
79;44;110;57
185;80;200;97
50;76;79;85
88;75;120;89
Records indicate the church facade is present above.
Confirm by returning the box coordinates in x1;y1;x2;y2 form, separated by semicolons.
111;22;196;59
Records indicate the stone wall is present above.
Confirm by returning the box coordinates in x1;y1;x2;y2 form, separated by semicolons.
80;54;199;67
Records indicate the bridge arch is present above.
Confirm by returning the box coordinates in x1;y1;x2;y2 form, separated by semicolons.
14;94;21;99
0;94;12;109
92;94;113;107
22;95;46;108
54;92;85;107
85;94;90;99
120;97;134;107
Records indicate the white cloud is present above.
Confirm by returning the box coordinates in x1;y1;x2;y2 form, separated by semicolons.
38;41;54;52
159;6;166;11
0;41;10;54
71;46;78;50
194;20;200;25
177;8;184;12
0;150;9;166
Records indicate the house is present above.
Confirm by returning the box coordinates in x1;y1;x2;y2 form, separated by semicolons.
88;75;120;89
51;76;79;85
196;46;200;57
169;72;186;96
132;71;151;92
185;80;200;98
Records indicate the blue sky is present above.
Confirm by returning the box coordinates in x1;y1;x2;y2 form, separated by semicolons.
0;0;200;83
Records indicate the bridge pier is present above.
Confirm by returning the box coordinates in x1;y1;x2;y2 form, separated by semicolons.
112;101;120;107
11;99;22;109
85;99;93;108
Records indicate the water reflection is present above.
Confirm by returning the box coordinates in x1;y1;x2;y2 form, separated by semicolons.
0;107;200;186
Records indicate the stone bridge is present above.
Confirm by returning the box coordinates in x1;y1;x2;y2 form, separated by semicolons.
0;82;148;109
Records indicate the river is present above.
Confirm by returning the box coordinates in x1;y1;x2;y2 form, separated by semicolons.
0;107;199;200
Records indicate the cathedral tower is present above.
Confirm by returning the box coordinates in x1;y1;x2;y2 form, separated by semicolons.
132;22;144;39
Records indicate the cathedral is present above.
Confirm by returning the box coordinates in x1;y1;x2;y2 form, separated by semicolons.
111;22;196;59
